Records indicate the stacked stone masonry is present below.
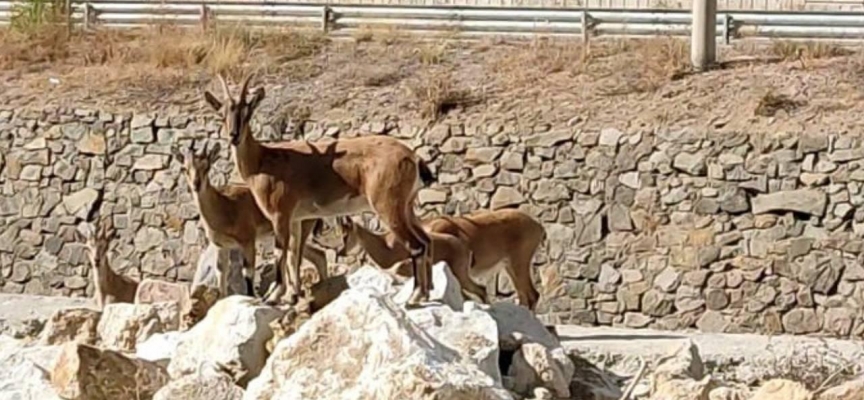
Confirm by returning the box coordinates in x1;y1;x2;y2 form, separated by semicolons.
1;107;863;338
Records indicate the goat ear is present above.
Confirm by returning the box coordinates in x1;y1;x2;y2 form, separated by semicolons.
204;91;223;112
247;87;265;112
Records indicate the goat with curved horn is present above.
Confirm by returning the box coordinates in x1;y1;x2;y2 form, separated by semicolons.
202;74;437;307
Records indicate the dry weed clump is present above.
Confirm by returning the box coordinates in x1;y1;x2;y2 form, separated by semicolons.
754;89;805;117
770;40;851;62
490;37;588;88
597;36;690;96
408;72;475;120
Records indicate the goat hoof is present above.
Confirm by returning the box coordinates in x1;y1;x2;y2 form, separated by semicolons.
406;288;429;309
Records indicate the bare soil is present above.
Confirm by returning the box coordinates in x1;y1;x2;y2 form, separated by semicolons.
1;25;863;136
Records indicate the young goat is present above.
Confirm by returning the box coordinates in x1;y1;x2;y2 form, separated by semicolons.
336;217;489;304
423;209;545;311
175;141;329;297
204;74;434;306
75;218;138;309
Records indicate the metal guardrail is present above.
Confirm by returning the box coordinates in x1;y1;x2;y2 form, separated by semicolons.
1;1;864;41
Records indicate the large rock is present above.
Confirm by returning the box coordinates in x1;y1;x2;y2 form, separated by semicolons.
751;190;827;217
52;342;169;400
653;340;705;386
39;308;101;346
0;336;62;400
97;302;176;352
749;379;813;400
136;279;192;315
136;331;182;368
244;289;513;400
486;302;560;351
347;265;396;295
407;302;501;383
567;354;623;400
168;296;283;387
650;376;715;400
509;342;575;398
154;372;245;400
392;261;466;311
820;375;864;400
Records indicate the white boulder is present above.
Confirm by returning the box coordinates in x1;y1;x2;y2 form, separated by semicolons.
244;289;513;400
486;302;560;350
509;342;574;398
347;265;396;295
0;335;62;400
168;295;283;386
155;371;245;400
407;302;501;383
97;302;176;352
392;261;466;311
136;331;183;368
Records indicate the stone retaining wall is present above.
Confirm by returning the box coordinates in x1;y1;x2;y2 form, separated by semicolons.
1;106;863;337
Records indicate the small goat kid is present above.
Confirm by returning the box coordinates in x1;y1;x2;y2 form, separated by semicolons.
204;74;435;306
424;209;545;311
75;218;138;309
336;217;489;304
175;141;329;297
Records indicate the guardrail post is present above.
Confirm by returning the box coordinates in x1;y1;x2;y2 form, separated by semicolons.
321;6;331;33
65;0;72;34
691;0;717;71
581;10;591;47
199;5;210;32
722;13;732;45
83;3;92;30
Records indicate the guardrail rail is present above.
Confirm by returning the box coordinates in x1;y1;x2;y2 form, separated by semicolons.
1;1;864;42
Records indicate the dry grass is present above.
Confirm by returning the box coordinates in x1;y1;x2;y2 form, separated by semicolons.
407;71;475;120
596;36;690;96
770;40;851;63
0;23;327;100
754;89;805;117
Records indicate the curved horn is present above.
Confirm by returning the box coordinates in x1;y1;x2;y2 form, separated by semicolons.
239;72;254;104
217;73;231;101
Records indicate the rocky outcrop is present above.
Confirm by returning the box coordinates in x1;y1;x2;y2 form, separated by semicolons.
51;342;169;400
245;288;512;400
168;296;283;386
97;302;178;352
39;308;101;346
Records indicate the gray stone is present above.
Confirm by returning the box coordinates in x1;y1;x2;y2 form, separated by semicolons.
524;130;572;147
642;289;673;317
623;313;652;328
781;308;821;334
131;127;155;144
500;151;524;171
532;180;570;202
704;288;728;310
134;227;167;253
654;267;681;292
577;213;602;246
62;188;99;218
719;189;750;214
133;155;167;171
490;187;526;210
607;204;632;232
751;189;827;217
696;310;728;333
598;128;623;148
673;152;706;175
597;264;621;292
464;147;503;164
19;165;42;181
823;308;853;336
417;189;448;205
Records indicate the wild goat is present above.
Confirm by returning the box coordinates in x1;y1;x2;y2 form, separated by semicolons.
75;217;138;309
423;209;544;311
203;74;435;306
336;217;489;303
339;209;544;311
174;141;328;297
